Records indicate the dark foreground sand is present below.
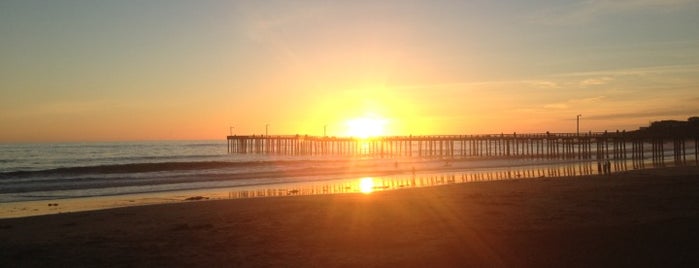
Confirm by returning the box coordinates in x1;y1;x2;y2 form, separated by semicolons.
1;166;698;267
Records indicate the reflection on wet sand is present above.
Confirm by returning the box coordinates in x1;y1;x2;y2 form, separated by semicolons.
226;159;672;199
1;159;691;219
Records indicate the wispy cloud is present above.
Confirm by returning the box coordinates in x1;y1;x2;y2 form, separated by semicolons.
240;4;327;68
580;77;613;87
390;78;561;92
375;59;699;100
540;96;605;111
530;0;698;25
543;103;569;109
584;108;699;120
572;96;607;103
551;64;699;78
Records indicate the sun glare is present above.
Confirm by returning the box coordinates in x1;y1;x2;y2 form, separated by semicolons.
345;117;386;138
359;177;375;194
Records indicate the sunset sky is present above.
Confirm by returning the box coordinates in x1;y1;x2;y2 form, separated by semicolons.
2;0;699;142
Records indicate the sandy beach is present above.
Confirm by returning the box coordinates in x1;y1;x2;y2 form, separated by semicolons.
1;166;698;267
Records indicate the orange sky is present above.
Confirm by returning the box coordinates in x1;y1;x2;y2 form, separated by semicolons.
2;1;699;142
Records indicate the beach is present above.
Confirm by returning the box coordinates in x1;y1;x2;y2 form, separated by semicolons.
1;166;698;267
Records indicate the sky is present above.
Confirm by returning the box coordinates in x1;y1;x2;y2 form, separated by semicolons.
1;0;699;142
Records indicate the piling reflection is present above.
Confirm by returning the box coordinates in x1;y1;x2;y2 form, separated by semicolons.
225;159;684;200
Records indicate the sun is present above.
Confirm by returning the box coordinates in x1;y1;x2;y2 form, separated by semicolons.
345;116;386;138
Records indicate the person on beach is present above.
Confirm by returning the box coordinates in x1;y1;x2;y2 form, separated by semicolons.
602;161;607;174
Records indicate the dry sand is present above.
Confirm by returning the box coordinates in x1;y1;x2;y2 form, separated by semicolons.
1;166;698;267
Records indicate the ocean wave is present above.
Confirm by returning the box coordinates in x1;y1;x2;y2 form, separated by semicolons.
0;157;367;179
0;157;582;179
183;142;225;147
76;154;226;164
0;161;410;194
0;160;291;178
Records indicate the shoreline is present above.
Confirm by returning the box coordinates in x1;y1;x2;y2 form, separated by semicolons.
1;165;697;266
0;157;596;194
0;162;694;219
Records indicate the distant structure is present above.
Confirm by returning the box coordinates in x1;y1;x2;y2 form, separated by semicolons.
635;116;699;137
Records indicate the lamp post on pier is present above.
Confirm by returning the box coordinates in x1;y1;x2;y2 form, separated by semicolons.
324;125;327;137
576;114;582;136
266;124;269;136
229;126;234;136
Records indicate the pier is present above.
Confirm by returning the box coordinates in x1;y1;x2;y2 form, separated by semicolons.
227;132;699;164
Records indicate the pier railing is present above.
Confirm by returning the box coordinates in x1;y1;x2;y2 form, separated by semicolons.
226;132;699;164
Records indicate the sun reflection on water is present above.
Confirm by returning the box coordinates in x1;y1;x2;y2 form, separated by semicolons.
359;177;374;194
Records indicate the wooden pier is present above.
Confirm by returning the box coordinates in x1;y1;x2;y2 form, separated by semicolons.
227;132;699;163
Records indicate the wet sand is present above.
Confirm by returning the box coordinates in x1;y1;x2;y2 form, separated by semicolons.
1;166;698;267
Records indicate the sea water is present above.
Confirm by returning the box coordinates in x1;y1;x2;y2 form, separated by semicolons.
0;140;695;204
0;140;356;202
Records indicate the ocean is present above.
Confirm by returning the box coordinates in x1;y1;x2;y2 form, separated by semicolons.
0;140;363;202
0;140;695;205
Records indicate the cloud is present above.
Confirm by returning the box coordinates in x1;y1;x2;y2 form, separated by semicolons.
530;0;698;25
580;77;613;87
395;63;699;93
243;3;325;42
543;103;569;109
526;80;560;89
571;96;606;103
391;78;561;92
584;108;699;120
540;96;605;111
551;64;699;78
240;4;327;68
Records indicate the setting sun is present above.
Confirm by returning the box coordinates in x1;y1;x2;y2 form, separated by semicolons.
345;116;387;138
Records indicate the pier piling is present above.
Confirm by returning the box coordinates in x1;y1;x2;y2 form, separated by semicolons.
227;132;697;163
